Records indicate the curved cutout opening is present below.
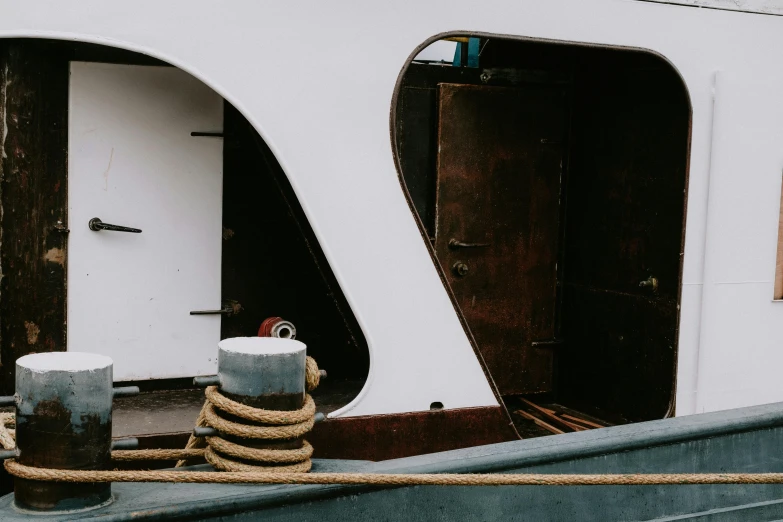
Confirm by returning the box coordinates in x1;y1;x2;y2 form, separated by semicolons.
392;34;691;435
0;38;368;421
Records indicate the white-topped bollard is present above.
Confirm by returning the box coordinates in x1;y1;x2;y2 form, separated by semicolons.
193;337;311;459
218;337;306;410
14;352;114;511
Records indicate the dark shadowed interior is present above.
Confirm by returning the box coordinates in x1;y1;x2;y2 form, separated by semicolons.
394;36;690;433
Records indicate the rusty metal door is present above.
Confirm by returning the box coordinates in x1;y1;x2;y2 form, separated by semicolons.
435;83;567;396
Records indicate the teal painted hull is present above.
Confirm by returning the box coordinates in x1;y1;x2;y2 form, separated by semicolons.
3;402;783;520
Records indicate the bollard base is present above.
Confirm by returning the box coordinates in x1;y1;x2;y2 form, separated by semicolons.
13;479;112;513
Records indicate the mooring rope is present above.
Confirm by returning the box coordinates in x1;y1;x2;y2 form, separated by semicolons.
7;462;783;486
4;361;783;486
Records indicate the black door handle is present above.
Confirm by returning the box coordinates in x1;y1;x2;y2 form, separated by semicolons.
190;300;241;316
89;217;142;233
449;238;490;249
189;307;232;316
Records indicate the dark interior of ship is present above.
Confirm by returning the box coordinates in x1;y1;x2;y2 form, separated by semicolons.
394;36;691;436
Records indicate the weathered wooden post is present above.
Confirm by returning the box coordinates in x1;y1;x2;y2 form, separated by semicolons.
13;352;116;511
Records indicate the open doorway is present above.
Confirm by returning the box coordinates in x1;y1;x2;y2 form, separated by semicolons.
0;40;368;433
394;35;690;435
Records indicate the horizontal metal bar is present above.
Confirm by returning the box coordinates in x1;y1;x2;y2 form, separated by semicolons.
190;309;231;315
0;449;19;460
111;438;139;450
0;395;16;407
113;386;141;398
193;375;221;387
531;339;564;349
193;427;219;438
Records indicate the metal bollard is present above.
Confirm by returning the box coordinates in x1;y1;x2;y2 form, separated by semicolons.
196;337;309;455
14;352;114;512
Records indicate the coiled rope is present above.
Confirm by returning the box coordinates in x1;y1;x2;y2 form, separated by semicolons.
175;355;322;471
4;359;783;486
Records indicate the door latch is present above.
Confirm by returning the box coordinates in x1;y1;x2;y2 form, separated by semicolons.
639;276;659;293
452;261;470;277
189;307;232;316
190;300;242;317
89;217;142;233
449;238;491;249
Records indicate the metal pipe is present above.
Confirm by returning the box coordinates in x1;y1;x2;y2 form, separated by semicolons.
0;449;19;460
193;375;221;387
194;426;219;437
14;352;114;511
0;395;16;407
257;317;297;340
110;438;139;451
112;386;140;398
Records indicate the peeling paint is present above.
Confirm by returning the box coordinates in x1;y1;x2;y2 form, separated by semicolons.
0;65;5;365
24;321;40;345
1;64;8;161
0;64;8;293
44;247;65;265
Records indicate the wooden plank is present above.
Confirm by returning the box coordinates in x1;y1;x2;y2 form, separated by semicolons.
519;397;556;415
514;409;564;435
0;42;69;393
519;398;586;432
561;413;606;430
557;419;588;432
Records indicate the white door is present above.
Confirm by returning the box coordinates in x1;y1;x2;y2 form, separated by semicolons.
68;62;223;381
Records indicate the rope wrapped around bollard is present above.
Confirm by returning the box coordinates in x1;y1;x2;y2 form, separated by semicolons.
172;355;322;470
7;358;783;486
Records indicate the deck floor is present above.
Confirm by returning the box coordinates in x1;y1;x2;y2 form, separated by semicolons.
113;378;364;438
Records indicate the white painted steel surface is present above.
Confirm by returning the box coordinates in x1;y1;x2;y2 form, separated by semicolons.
2;0;782;417
639;0;783;15
67;62;223;381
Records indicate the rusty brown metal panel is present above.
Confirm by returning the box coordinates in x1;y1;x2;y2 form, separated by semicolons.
0;42;69;394
307;406;518;461
434;83;567;395
80;407;518;465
